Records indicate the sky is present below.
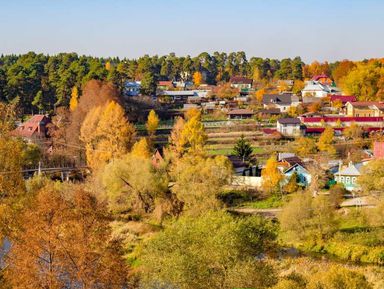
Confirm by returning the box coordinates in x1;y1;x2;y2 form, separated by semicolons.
0;0;383;63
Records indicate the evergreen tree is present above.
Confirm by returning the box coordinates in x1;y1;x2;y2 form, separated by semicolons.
233;135;253;162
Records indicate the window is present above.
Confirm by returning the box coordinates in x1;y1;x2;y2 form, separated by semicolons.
352;177;356;184
346;177;351;184
340;176;345;183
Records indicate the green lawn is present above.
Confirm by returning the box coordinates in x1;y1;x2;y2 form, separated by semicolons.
241;195;286;209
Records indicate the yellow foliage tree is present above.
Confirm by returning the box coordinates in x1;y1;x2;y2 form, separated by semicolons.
193;71;203;86
181;115;207;154
292;80;304;95
341;62;384;100
69;86;79;111
332;99;343;110
184;107;201;121
293;137;317;157
255;88;265;103
80;101;136;170
317;127;336;155
169;117;187;156
146;109;159;137
343;122;363;140
131;138;151;159
261;155;283;195
105;61;112;71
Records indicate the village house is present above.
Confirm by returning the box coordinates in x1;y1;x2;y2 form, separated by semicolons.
334;162;364;191
346;101;384;117
227;109;255;120
284;163;312;186
330;95;357;106
12;114;50;144
262;94;300;112
301;80;341;99
157;81;175;90
229;76;253;95
123;81;141;97
276;118;301;137
312;74;333;85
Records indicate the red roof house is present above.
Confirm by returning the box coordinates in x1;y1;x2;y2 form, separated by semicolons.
311;74;333;85
330;95;357;104
12;115;50;140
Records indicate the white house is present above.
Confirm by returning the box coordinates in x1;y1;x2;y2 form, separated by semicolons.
301;81;341;98
334;162;364;191
276;118;301;137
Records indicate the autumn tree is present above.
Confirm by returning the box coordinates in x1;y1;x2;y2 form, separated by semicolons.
293;137;317;157
131;138;151;159
358;159;384;194
146;109;159;138
261;155;283;195
317;127;336;155
102;153;176;215
69;86;79;111
254;88;265;104
233;135;253;162
184;107;201;120
140;211;277;289
214;83;239;99
280;192;337;242
80;101;136;170
332;60;356;85
341;61;384;101
180;115;207;154
193;71;203;86
308;102;321;113
332;99;343;110
170;155;232;215
343;122;363;140
169;116;186;156
292;80;304;95
283;172;299;194
67;80;119;161
5;186;128;288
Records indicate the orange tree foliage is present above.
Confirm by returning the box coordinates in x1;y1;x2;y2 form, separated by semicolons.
5;186;128;288
332;60;356;85
193;71;203;86
214;83;239;99
69;86;79;112
341;61;384;101
303;61;331;79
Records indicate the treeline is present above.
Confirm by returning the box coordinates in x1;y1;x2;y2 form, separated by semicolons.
0;52;304;114
1;52;384;115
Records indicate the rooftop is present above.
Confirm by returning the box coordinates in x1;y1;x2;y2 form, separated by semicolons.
227;109;255;115
229;76;253;85
278;118;301;125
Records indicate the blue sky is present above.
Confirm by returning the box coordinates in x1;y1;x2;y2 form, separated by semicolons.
0;0;383;62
